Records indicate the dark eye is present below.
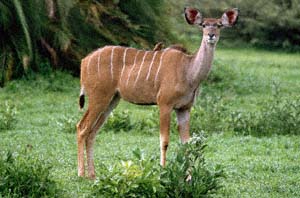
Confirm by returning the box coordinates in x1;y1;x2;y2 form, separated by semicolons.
202;24;206;28
217;23;223;28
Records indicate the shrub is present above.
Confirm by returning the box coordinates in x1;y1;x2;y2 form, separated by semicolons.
229;110;259;135
134;109;159;134
91;134;223;197
161;134;224;198
0;101;17;130
191;95;229;134
228;83;300;136
91;148;164;198
204;58;237;92
0;151;60;197
230;96;300;136
103;110;134;132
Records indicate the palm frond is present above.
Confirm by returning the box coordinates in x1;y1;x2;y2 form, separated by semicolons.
0;1;12;31
12;0;32;64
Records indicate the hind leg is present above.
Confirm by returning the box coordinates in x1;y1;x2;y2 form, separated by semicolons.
76;93;116;177
85;94;120;179
77;111;89;177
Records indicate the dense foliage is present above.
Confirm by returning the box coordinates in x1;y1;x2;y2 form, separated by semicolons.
0;0;173;86
91;135;223;198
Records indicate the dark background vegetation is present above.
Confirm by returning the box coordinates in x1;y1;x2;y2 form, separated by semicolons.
1;0;300;86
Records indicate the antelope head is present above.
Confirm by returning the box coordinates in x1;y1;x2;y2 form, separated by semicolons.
184;7;239;45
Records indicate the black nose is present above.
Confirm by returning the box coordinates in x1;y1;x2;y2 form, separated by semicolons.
208;33;215;39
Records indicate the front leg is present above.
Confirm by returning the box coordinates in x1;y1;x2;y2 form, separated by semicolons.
175;108;191;143
159;105;172;167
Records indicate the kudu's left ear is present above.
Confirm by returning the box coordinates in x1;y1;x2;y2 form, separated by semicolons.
184;7;203;25
221;8;239;27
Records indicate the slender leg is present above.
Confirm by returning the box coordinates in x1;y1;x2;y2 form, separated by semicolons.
175;108;191;143
76;94;115;178
85;95;120;179
159;105;172;167
76;111;89;177
85;116;104;179
176;108;192;182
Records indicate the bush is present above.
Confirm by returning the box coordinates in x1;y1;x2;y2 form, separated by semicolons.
191;95;229;134
0;101;17;130
229;95;300;136
161;134;224;198
103;109;159;134
91;134;223;197
92;148;164;198
103;110;134;132
134;109;159;134
204;58;238;92
0;151;60;197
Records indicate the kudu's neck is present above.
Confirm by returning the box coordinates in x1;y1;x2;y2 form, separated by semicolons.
188;38;216;87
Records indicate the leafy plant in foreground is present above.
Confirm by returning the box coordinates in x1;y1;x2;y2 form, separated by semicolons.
91;134;223;197
92;148;163;198
0;151;60;198
161;134;224;198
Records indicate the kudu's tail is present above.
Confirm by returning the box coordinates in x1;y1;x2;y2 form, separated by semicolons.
79;87;85;110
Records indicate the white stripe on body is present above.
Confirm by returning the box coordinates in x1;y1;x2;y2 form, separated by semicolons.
146;51;158;80
134;51;149;86
154;49;168;87
110;46;117;81
97;49;103;79
126;50;141;87
120;48;129;81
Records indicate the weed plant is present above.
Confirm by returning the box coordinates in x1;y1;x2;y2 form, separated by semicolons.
91;134;223;197
103;110;134;132
92;148;163;198
0;151;60;197
190;95;229;134
0;101;17;130
161;134;224;198
230;93;300;136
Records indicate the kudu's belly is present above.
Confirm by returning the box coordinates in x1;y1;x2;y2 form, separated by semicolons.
118;83;158;105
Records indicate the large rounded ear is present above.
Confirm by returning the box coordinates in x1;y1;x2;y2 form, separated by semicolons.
221;8;239;27
184;7;203;25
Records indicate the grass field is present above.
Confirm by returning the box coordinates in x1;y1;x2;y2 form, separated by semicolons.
1;47;300;197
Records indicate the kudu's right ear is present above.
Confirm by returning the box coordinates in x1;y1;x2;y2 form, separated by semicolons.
184;7;203;25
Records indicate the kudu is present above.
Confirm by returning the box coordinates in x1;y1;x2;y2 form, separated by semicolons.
77;7;239;179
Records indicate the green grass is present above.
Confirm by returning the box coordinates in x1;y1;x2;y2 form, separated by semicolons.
1;47;300;197
207;133;300;197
